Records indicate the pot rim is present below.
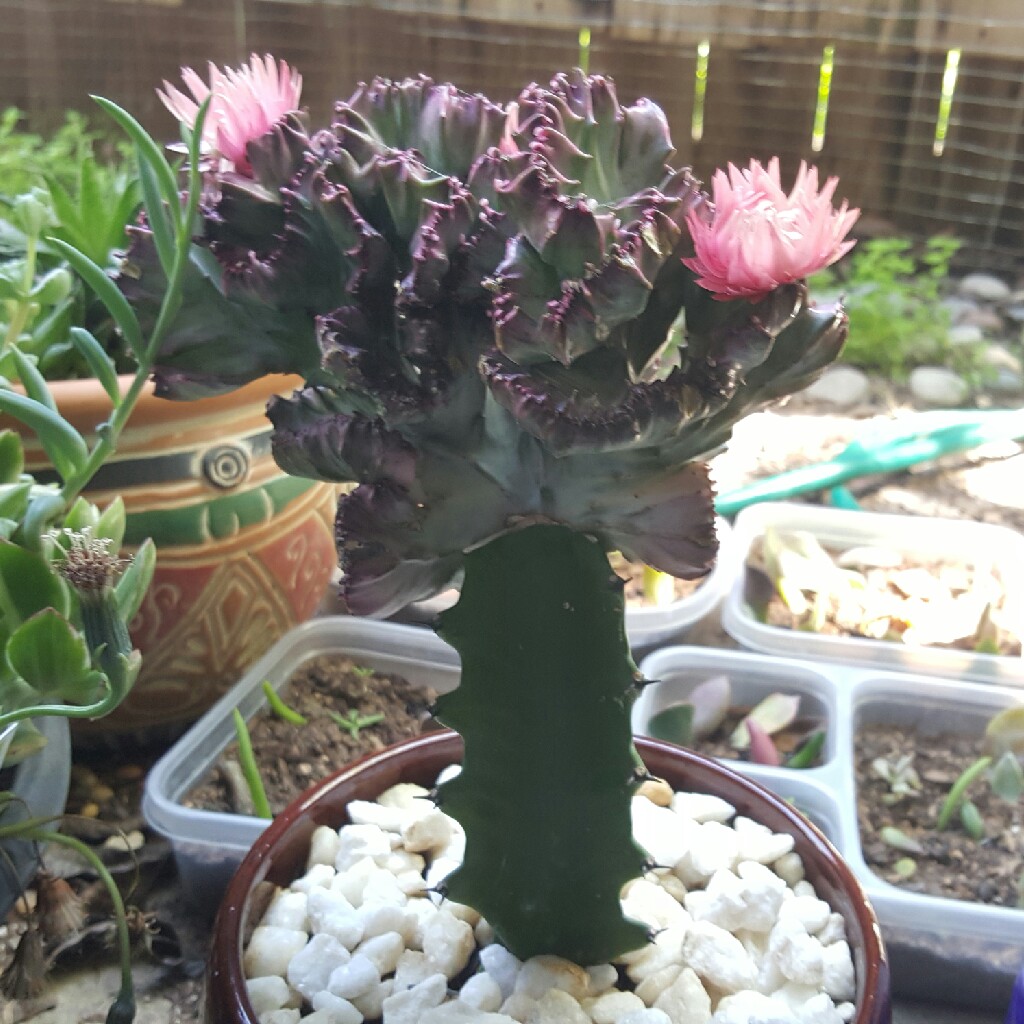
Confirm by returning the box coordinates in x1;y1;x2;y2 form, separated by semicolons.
210;730;890;1024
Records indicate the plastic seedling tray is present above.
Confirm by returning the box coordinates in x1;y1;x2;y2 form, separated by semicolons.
637;644;1024;1009
142;617;460;910
721;502;1024;687
393;518;734;652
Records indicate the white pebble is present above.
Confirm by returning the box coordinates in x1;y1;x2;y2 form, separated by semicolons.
821;941;856;1002
245;976;291;1015
621;1011;672;1024
260;1011;300;1024
779;895;831;935
585;989;646;1023
713;989;796;1024
459;971;504;1012
623;878;691;930
682;920;758;993
530;989;590;1023
379;782;431;809
335;824;395;872
817;913;847;946
635;964;682;1006
287;933;351;1000
244;926;308;979
357;930;405;976
586;963;618;996
292;863;336;894
653;966;710;1021
475;917;496;947
772;851;805;887
308;826;341;869
327;953;380;1000
500;992;537;1020
836;1002;856;1022
310;992;363;1024
302;1006;361;1024
347;799;411;833
307;888;364;950
480;943;522;998
515;955;589;1000
394;949;437;990
733;816;795;864
632;797;696;867
423;910;476;978
402;809;455;855
262;890;309;932
381;972;448;1024
358;901;408;940
421;1004;516;1023
671;792;735;824
620;924;688;982
770;917;825;987
351;978;393;1020
795;992;844;1024
674;821;739;884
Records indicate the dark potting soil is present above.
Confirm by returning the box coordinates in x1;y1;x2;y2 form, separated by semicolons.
857;722;1024;907
186;656;438;817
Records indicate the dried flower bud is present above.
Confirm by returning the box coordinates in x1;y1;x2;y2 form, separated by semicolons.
50;528;126;597
35;871;86;942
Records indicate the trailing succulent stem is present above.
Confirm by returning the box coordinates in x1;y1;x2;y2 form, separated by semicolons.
435;524;649;963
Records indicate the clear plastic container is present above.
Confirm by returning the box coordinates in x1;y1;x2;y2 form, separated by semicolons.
637;644;1024;1009
0;716;71;917
142;617;460;910
721;502;1024;687
393;518;734;652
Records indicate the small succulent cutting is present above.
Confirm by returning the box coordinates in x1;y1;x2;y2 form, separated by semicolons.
124;60;855;963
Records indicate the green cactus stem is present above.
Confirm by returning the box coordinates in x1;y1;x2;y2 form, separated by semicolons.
435;523;650;964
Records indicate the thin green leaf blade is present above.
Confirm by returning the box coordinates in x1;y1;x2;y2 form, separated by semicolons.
138;157;176;275
91;96;180;217
0;389;88;481
10;347;58;413
46;238;142;354
69;327;121;403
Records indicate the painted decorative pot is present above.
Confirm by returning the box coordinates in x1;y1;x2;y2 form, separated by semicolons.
5;374;338;737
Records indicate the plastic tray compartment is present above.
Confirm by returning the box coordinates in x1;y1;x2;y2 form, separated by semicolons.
637;644;1024;1009
142;617;460;909
394;519;734;653
721;502;1024;687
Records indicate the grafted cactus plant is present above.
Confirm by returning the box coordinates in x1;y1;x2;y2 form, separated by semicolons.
123;64;855;965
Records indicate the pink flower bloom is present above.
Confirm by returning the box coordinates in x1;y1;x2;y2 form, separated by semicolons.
158;54;302;175
683;157;859;302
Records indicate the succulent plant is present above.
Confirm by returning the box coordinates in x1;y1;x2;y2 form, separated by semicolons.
123;66;852;964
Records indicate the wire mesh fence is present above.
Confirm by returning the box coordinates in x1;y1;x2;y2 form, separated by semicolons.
3;0;1024;270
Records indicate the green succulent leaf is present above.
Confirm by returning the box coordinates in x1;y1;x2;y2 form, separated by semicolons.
0;388;88;482
0;538;70;624
95;497;127;550
9;347;58;413
0;718;47;766
70;327;121;404
6;608;104;702
0;482;31;522
114;538;155;624
62;496;101;534
0;432;25;484
989;750;1024;804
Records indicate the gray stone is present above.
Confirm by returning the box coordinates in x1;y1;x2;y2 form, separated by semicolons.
801;366;870;408
908;366;970;407
946;324;984;347
939;296;977;324
957;273;1011;302
958;306;1005;333
980;343;1024;394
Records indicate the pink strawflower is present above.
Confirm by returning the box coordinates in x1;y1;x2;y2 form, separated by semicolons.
683;157;859;302
158;54;302;175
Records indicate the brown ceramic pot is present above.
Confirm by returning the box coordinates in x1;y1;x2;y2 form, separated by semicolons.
206;732;891;1024
3;374;338;738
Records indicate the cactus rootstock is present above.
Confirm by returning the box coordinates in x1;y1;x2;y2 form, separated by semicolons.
434;523;650;963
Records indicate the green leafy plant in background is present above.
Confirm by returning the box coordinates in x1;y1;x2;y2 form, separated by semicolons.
0;96;209;1024
0;107;141;381
810;235;965;380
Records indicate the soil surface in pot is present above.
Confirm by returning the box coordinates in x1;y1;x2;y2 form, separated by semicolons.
186;657;438;816
857;722;1023;906
694;706;825;768
751;541;1022;656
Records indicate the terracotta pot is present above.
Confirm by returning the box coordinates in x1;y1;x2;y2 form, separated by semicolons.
3;374;338;738
206;732;891;1024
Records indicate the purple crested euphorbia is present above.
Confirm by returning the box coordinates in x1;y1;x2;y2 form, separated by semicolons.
125;65;856;620
123;62;858;967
